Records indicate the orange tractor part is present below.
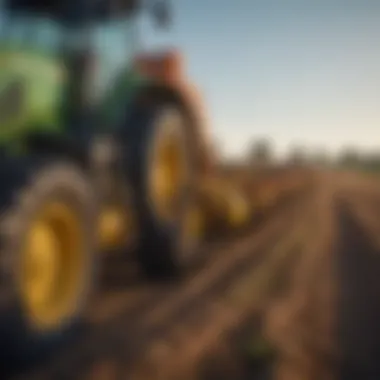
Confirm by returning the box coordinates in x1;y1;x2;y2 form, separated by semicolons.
134;50;216;176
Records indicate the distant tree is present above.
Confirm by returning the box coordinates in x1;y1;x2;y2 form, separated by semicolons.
338;147;361;168
287;144;308;166
249;137;273;165
359;152;380;172
313;148;330;167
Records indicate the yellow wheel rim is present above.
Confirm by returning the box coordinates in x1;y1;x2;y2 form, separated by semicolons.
228;193;250;227
98;206;134;251
150;112;187;221
20;201;86;330
183;204;204;244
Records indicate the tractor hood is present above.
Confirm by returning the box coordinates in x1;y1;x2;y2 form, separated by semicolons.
0;48;66;142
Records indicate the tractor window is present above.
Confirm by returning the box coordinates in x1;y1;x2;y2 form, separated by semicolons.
0;12;62;54
91;18;136;95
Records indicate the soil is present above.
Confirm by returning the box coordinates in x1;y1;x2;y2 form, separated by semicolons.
3;169;380;380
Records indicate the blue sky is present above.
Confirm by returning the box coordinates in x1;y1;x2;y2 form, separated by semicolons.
141;0;380;158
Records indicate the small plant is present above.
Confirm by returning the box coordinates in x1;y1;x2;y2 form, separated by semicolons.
245;333;274;360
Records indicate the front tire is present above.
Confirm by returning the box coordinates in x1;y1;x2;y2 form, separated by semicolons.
0;159;98;363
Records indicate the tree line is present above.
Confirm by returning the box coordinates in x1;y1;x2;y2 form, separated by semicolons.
248;138;380;171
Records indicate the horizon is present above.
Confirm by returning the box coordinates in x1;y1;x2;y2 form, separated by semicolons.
141;0;380;160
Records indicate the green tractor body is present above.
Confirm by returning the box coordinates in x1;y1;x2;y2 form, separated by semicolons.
0;48;65;145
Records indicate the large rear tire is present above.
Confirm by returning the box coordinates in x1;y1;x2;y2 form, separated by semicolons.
120;103;201;279
0;159;98;364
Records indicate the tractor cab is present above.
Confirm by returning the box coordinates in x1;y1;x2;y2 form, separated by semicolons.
0;0;140;103
0;0;169;142
0;0;142;59
0;0;168;64
3;0;139;22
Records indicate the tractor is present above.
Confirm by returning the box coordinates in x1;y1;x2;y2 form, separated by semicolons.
0;0;209;360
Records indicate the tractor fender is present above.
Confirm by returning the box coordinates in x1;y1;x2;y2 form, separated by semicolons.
134;50;215;175
106;50;216;176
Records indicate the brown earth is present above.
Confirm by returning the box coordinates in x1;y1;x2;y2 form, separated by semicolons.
3;169;380;380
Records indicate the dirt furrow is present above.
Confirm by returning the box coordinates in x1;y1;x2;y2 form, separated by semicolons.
341;192;380;251
86;192;305;329
125;197;315;380
334;200;380;379
263;178;338;380
10;193;312;380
